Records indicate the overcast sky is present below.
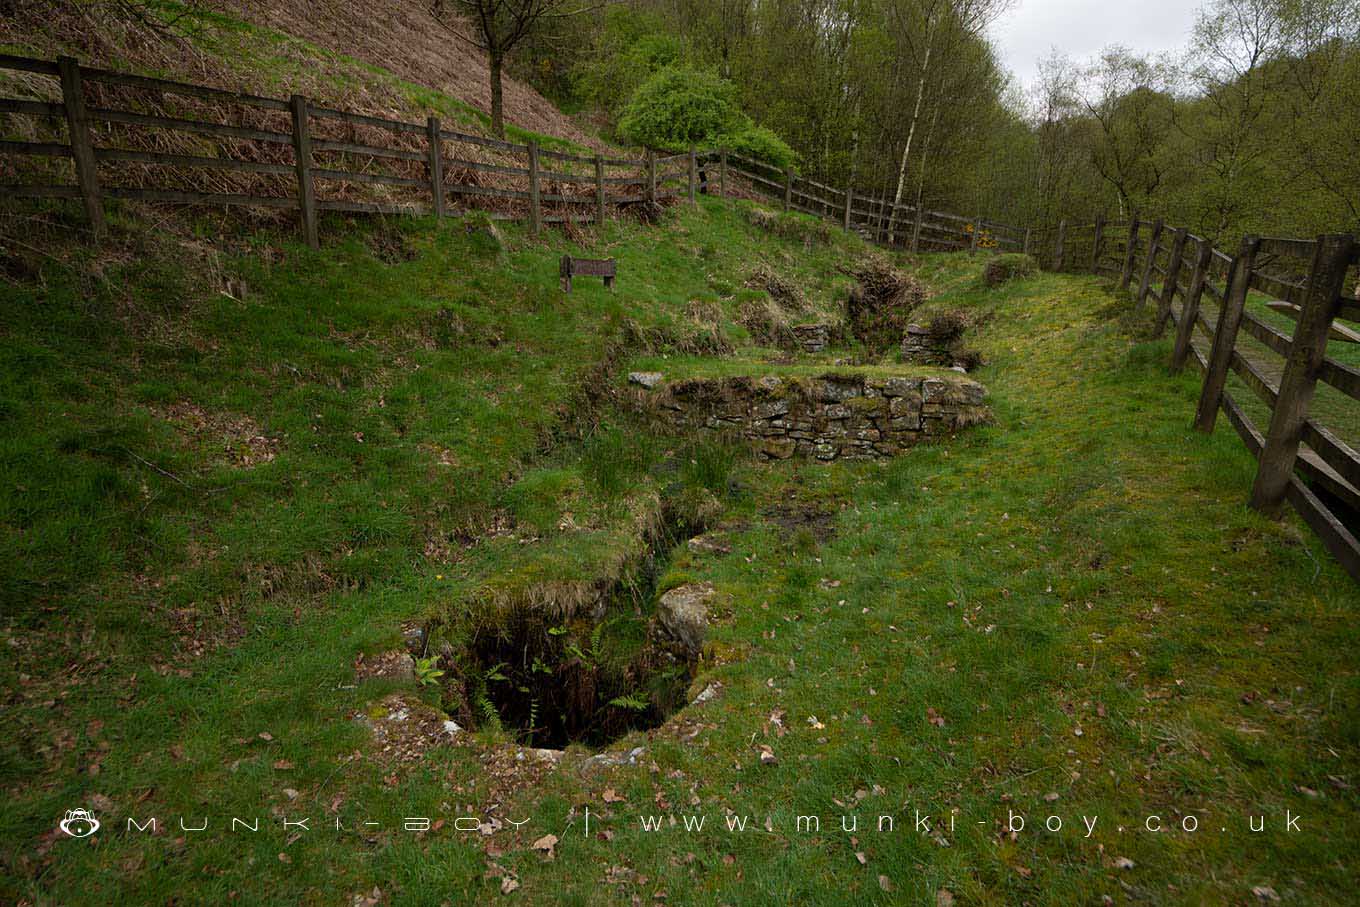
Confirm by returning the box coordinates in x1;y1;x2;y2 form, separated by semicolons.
989;0;1202;90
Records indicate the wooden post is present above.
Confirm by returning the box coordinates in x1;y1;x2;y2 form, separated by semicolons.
527;141;542;235
1170;237;1213;373
1135;219;1164;310
783;168;793;211
1022;228;1032;257
911;206;924;253
687;147;697;203
426;116;444;220
594;155;605;226
843;187;853;232
1120;219;1141;290
646;150;656;207
1092;215;1106;272
1249;234;1358;515
1055;220;1067;271
719;149;727;198
57;57;104;239
289;94;317;249
1153;228;1190;336
1194;235;1260;433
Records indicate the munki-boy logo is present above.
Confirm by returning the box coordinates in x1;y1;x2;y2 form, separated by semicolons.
59;808;100;838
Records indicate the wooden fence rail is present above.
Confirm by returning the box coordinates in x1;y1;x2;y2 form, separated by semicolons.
1;54;1024;254
1048;216;1360;581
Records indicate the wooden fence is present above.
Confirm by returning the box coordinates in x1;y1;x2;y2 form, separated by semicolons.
0;54;1025;253
717;150;1027;253
1049;216;1360;581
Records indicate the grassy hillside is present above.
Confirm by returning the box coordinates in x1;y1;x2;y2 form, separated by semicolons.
1;195;1358;906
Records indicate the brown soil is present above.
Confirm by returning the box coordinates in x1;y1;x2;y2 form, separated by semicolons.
224;0;610;152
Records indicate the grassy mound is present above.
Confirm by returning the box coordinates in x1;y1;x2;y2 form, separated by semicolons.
981;251;1039;286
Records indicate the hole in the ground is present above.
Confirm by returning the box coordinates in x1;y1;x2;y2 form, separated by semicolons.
440;515;705;751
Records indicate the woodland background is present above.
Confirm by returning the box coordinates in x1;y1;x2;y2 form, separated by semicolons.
510;0;1360;245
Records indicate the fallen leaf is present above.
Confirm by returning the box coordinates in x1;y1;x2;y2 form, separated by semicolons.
500;877;519;894
1113;857;1135;870
603;788;626;803
878;875;895;892
936;889;955;907
531;833;558;860
1252;886;1280;902
854;851;867;865
926;707;946;728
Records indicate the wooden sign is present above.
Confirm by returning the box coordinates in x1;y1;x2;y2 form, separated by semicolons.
560;255;616;292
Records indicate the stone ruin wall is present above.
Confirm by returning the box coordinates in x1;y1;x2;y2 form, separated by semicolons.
638;372;991;461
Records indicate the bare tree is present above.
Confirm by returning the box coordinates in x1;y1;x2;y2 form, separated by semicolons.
437;0;600;138
883;0;1013;242
1079;47;1174;219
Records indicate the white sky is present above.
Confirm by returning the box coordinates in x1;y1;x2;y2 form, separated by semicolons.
989;0;1203;90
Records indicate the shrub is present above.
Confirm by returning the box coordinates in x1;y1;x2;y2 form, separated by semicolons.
617;67;744;151
982;253;1038;287
616;67;796;172
721;123;796;170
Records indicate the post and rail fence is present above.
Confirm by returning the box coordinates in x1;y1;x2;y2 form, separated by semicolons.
1040;216;1360;581
0;54;1024;254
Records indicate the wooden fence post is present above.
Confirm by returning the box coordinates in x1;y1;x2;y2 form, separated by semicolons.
1135;219;1164;310
1154;228;1189;336
289;94;317;249
57;56;104;240
592;156;603;227
1092;215;1106;272
911;206;924;253
1022;228;1032;257
646;150;656;207
1170;237;1213;373
1055;220;1067;271
783;168;793;211
1194;235;1260;433
1249;234;1358;515
687;147;697;203
426;116;444;220
719;149;727;198
843;186;853;232
527;141;541;234
1120;219;1141;290
970;215;982;255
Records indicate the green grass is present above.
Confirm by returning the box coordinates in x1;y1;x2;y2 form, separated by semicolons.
1;197;1358;906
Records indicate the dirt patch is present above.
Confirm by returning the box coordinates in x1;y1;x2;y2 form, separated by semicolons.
155;402;279;468
353;692;461;767
762;502;839;544
364;227;418;264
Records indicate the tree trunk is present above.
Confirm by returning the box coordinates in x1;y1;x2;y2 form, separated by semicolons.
887;13;937;245
489;52;505;140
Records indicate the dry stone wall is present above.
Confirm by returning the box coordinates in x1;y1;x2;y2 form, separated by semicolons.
639;372;990;461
